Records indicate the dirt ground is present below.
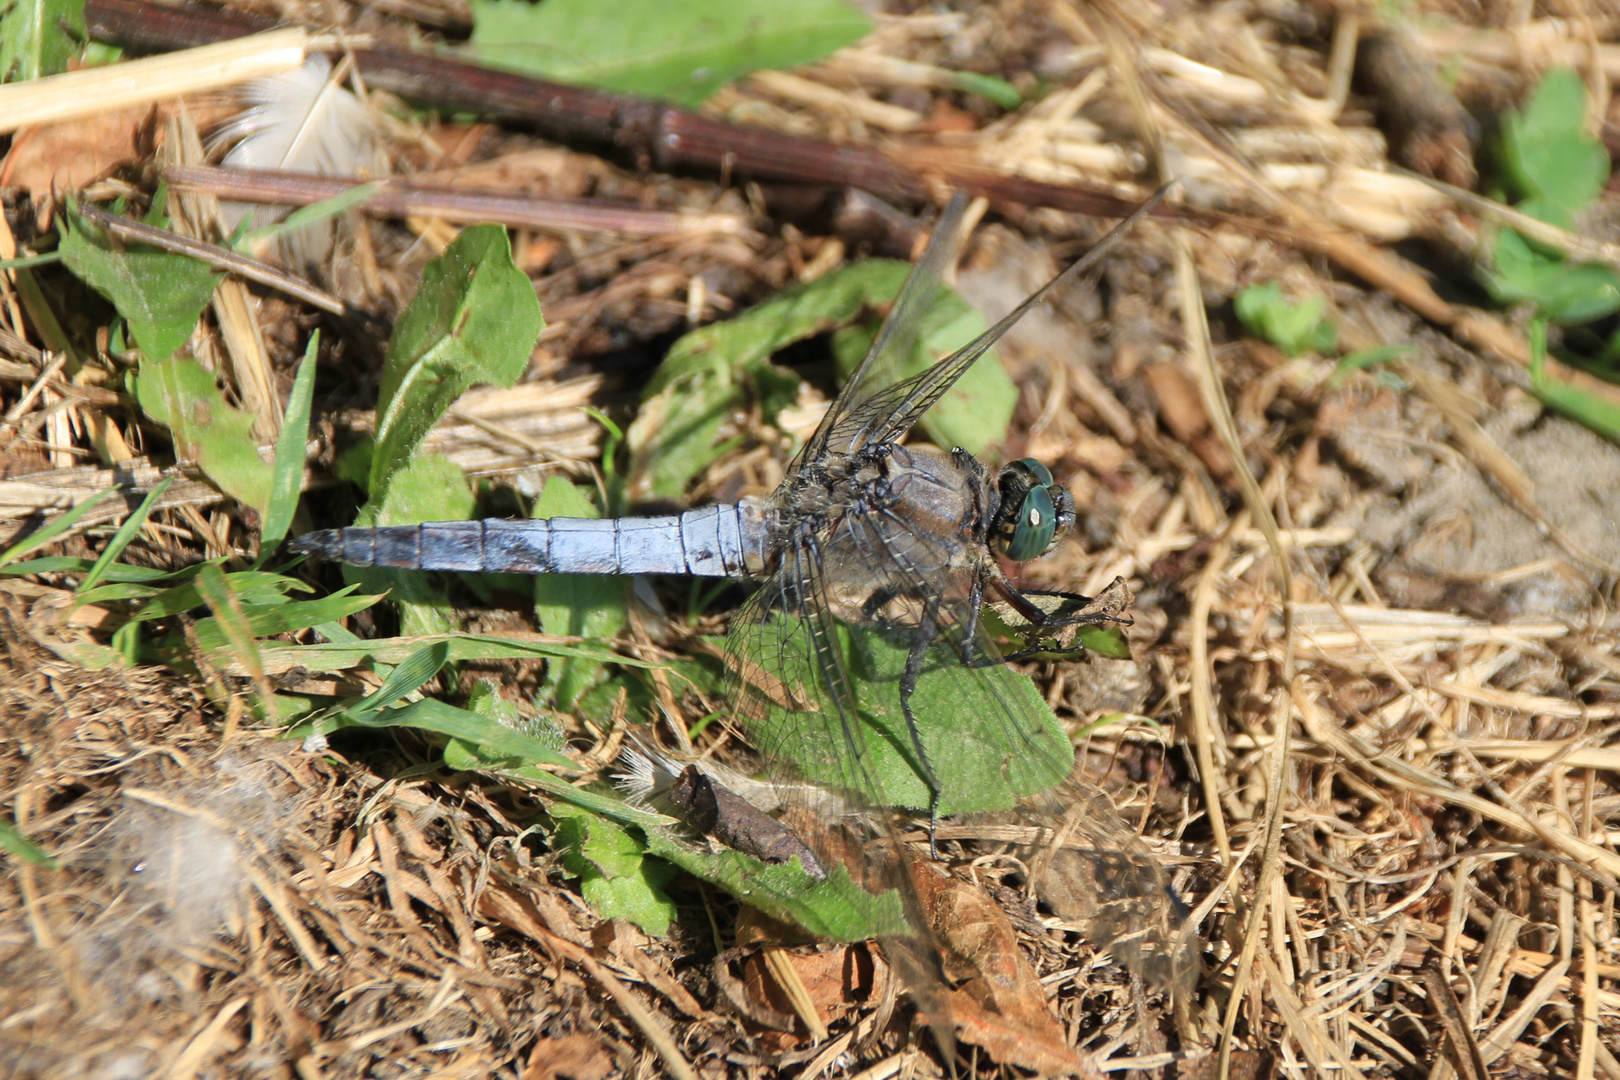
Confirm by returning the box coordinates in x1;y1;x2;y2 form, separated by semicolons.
3;1;1620;1078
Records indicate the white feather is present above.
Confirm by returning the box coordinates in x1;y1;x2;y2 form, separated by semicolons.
612;733;847;819
210;55;383;266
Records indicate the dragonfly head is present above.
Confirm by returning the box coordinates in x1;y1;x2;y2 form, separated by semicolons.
991;458;1075;561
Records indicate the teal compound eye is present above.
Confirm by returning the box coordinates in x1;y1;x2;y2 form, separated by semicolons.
992;458;1071;561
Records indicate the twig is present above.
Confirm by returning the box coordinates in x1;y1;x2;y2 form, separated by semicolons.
83;0;1182;222
76;202;348;316
165;164;753;237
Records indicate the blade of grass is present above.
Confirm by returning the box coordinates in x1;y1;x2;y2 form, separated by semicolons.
343;640;451;719
237;182;384;252
0;252;62;271
1;556;182;581
339;696;580;771
0;818;57;868
1529;318;1620;441
252;632;632;675
193;561;271;716
75;475;173;595
260;333;318;555
0;486;121;567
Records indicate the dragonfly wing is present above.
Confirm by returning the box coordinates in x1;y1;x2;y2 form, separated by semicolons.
782;504;1200;1000
799;194;970;468
851;189;1168;453
722;534;959;1059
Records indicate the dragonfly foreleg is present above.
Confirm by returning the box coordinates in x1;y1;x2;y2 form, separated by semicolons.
961;574;1100;669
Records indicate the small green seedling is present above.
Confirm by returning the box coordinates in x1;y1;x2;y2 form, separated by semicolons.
1233;281;1338;357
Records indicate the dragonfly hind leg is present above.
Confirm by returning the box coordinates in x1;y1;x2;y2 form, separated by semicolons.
898;607;947;859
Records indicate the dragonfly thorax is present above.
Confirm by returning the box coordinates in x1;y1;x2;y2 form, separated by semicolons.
990;458;1075;561
774;441;987;578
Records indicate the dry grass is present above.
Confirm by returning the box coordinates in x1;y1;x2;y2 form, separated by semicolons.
3;0;1620;1077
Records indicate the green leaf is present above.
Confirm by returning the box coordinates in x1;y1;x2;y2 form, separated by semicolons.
135;357;272;511
348;453;478;637
1483;227;1620;325
532;476;627;710
467;0;871;108
0;818;56;868
755;617;1073;816
626;259;1013;500
369;224;542;502
641;826;908;941
1233;282;1337;357
551;803;677;936
261;334;319;553
1501;67;1609;225
59;205;220;362
830;268;1016;457
0;486;120;567
337;695;580;771
0;0;85;82
75;476;172;595
1528;318;1620;443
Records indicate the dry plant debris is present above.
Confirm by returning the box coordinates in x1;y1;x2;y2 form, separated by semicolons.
2;0;1620;1078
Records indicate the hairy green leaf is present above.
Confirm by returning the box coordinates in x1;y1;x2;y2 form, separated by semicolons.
642;827;908;941
135;357;272;511
551;804;677;937
753;616;1073;816
0;0;85;82
59;206;219;362
369;224;542;502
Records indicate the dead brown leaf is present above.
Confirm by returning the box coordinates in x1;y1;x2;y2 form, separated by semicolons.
910;856;1098;1078
1144;361;1231;480
1;104;157;197
520;1032;615;1080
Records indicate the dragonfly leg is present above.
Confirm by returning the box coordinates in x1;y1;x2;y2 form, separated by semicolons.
963;577;1122;667
958;573;1085;668
899;606;945;859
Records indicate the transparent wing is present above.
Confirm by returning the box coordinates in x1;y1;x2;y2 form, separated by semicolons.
853;502;1198;997
727;498;1199;1012
808;187;1171;468
723;532;957;1057
798;194;970;469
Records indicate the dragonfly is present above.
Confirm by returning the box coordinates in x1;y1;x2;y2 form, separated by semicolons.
292;191;1198;1027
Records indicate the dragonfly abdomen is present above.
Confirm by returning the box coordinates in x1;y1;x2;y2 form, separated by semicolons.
289;502;771;577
